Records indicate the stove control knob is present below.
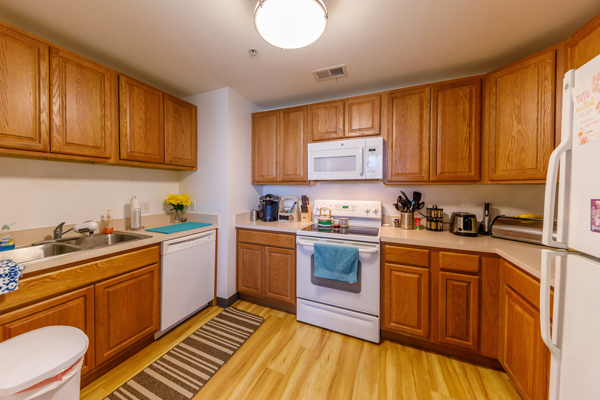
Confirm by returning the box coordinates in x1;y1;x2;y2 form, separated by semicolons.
364;206;371;213
372;205;380;214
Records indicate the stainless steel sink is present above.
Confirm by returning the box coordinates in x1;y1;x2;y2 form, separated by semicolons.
0;231;152;264
0;243;81;264
65;231;152;250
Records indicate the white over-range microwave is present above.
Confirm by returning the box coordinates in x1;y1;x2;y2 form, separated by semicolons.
307;137;384;181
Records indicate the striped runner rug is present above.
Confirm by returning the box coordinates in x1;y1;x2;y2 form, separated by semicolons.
104;307;264;400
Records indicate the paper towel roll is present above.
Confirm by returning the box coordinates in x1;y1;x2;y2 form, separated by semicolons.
130;196;139;221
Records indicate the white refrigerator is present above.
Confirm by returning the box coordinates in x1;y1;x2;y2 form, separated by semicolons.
542;53;600;399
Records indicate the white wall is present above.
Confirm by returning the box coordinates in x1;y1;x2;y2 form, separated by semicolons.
226;89;262;296
180;87;261;300
0;157;179;230
263;183;546;221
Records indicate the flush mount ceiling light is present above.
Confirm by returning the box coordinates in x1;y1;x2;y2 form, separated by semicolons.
254;0;328;50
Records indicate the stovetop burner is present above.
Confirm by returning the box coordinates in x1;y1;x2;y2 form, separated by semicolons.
299;224;380;237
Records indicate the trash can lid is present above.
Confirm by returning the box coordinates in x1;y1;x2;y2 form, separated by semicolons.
0;326;89;396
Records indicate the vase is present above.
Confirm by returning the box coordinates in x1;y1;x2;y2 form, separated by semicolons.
172;210;183;223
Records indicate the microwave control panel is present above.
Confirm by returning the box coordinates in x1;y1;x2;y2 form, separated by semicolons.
365;137;383;180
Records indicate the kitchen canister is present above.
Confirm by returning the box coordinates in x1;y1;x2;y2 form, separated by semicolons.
400;212;414;230
250;210;259;221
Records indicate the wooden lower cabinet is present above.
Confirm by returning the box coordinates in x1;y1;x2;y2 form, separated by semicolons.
499;260;550;400
0;286;95;377
438;271;479;351
95;264;160;366
0;246;161;386
237;229;296;312
383;263;430;338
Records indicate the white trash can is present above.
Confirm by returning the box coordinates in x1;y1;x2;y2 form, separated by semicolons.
0;326;89;400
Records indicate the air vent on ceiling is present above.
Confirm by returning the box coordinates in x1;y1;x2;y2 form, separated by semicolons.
313;64;348;82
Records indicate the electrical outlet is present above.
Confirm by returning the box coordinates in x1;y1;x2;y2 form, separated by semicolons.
140;201;150;213
192;200;197;211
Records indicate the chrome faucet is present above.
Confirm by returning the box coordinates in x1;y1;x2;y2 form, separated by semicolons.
53;222;73;239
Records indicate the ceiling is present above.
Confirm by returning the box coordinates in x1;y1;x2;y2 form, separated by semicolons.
0;0;599;110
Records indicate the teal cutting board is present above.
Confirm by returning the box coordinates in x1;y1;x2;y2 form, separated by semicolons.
146;222;212;234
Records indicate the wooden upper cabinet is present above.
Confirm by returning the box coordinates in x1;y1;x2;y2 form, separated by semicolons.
95;264;159;366
485;49;556;182
310;100;344;141
0;24;49;152
386;86;431;182
0;286;95;377
252;110;279;184
165;95;197;167
279;106;308;182
431;77;482;182
119;75;164;164
345;94;381;137
567;13;600;70
50;47;113;159
383;263;430;338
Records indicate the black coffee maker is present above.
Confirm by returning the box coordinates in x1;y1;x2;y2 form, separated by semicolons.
258;194;280;222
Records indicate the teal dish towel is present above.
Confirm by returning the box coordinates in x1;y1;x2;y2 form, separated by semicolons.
146;222;212;234
314;243;359;283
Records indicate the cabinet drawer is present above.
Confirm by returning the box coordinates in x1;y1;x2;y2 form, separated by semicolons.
439;251;480;274
384;245;430;267
238;229;295;249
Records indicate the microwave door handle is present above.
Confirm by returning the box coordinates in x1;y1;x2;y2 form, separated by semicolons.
358;147;364;176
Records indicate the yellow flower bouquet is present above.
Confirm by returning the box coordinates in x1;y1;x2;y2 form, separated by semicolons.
166;194;191;223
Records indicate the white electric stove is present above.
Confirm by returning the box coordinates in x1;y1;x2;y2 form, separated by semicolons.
296;200;382;343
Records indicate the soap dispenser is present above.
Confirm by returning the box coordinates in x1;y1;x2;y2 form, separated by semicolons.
103;210;114;234
0;224;15;251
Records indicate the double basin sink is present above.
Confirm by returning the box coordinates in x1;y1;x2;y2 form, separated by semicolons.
0;232;153;264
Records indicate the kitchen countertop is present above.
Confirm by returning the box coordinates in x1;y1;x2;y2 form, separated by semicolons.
235;213;312;233
20;218;218;276
381;227;551;282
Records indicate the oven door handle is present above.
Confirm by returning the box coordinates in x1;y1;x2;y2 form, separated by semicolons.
296;239;380;254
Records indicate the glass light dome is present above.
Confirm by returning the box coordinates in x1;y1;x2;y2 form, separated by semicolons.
254;0;328;50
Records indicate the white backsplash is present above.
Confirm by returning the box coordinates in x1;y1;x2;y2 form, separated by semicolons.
262;182;546;221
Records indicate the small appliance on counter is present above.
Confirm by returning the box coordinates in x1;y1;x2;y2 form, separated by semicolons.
490;215;556;245
258;194;280;222
479;202;491;235
300;195;312;223
449;212;478;237
278;196;300;223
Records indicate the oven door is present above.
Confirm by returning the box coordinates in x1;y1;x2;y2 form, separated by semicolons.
308;142;365;181
296;236;380;316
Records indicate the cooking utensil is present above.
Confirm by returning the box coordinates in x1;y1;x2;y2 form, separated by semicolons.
413;191;422;204
401;191;411;205
317;207;333;227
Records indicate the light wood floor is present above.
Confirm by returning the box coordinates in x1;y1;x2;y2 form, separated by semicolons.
81;301;522;400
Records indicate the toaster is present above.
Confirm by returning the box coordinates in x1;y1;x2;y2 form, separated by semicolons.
450;212;478;237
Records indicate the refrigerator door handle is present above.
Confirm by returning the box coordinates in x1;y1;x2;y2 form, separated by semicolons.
540;250;565;358
542;71;575;249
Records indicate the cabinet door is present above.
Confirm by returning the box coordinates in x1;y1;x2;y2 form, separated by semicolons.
345;94;381;138
252;110;279;184
431;77;482;182
438;272;479;351
95;264;160;366
279;106;308;182
119;75;164;164
500;285;548;400
0;25;49;152
165;95;197;167
50;47;112;159
386;87;431;182
485;49;555;182
383;263;430;338
567;13;600;70
264;246;296;305
237;243;264;296
310;100;344;141
0;286;95;377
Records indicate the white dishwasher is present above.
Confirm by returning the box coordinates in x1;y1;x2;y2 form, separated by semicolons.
156;230;216;338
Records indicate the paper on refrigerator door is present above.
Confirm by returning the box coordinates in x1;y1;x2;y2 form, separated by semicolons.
571;72;600;145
